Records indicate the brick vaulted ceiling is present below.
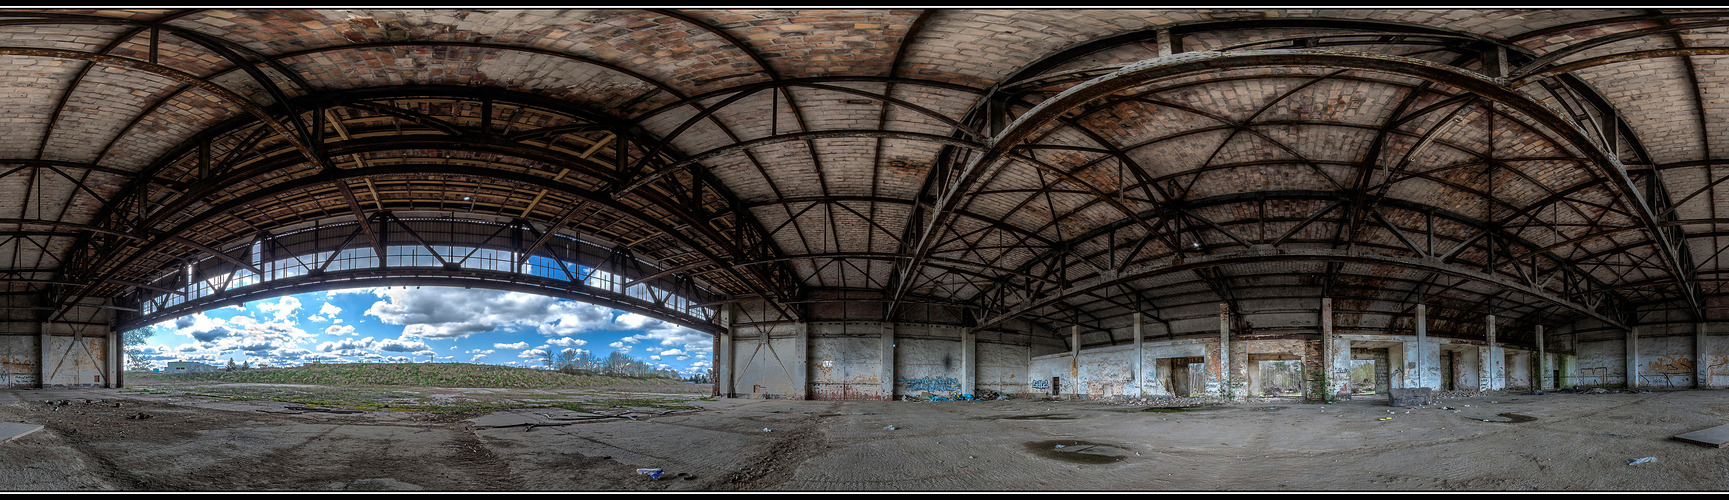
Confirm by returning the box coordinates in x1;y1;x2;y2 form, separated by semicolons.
2;8;1727;342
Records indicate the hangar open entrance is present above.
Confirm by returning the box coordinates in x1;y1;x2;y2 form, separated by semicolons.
1247;353;1303;398
117;217;722;335
1349;344;1397;396
1162;356;1206;397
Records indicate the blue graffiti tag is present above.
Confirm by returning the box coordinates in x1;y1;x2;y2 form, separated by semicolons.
1029;379;1049;389
899;377;960;392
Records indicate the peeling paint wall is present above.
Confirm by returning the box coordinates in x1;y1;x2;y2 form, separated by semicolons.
1445;346;1480;390
1576;337;1627;386
1028;352;1069;396
1076;346;1135;399
1638;335;1696;389
1029;338;1217;399
808;329;885;400
45;336;108;387
1504;348;1531;390
976;341;1028;395
895;329;963;397
732;324;805;399
0;335;37;388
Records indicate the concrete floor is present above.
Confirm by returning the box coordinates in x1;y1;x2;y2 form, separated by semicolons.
3;387;1728;490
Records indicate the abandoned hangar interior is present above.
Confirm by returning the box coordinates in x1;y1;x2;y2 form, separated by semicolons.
0;8;1725;402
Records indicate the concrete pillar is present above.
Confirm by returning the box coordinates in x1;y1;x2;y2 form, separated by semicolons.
1214;302;1231;396
1697;322;1709;389
1156;29;1174;57
881;323;896;399
38;322;50;388
1322;298;1348;397
960;329;976;396
793;322;809;400
1626;326;1639;388
106;328;118;388
717;306;734;398
1542;323;1556;389
1403;301;1431;387
1070;325;1080;381
1132;313;1144;398
1479;314;1500;391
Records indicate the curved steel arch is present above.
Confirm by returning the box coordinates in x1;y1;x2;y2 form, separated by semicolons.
48;86;810;323
121;269;722;334
912;49;1693;331
119;216;722;333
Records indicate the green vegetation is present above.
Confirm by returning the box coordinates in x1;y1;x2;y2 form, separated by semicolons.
122;362;713;418
128;362;691;389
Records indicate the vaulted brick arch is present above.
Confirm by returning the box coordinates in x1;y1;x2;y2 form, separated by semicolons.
5;9;1727;396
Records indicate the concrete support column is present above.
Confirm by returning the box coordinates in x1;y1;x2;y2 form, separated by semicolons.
793;322;809;400
717;306;733;398
1415;304;1429;388
1070;325;1080;398
1479;314;1501;391
1156;29;1174;57
1697;323;1709;389
881;323;896;399
1322;298;1349;397
960;329;976;396
1626;326;1639;389
106;328;118;388
38;322;50;388
1401;304;1426;388
1132;313;1144;398
1215;303;1231;397
1542;325;1556;391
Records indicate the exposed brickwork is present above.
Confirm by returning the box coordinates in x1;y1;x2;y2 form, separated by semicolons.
1578;60;1705;165
681;9;917;79
0;55;80;159
40;65;182;164
99;85;244;173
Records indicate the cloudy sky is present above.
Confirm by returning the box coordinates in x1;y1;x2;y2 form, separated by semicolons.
128;286;713;376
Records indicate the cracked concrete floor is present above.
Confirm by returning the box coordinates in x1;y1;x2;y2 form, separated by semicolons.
2;387;1728;491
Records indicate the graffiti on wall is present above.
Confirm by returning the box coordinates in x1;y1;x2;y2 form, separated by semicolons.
1647;355;1694;375
1029;379;1049;389
899;377;960;392
1710;355;1729;375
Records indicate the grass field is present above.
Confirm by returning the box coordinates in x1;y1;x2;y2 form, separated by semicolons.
122;363;713;417
127;362;690;389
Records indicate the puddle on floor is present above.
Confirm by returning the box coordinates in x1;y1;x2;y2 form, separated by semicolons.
1025;440;1132;464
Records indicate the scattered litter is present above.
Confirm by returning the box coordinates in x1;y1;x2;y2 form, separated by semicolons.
1378;417;1392;421
524;424;535;432
636;468;665;479
126;412;152;420
762;428;772;432
1627;457;1656;466
1439;407;1455;410
1054;444;1065;449
883;425;897;431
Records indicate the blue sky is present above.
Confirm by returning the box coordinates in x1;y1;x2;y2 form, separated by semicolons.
127;286;713;376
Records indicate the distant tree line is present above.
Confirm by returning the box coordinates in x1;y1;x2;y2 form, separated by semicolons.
541;349;682;379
